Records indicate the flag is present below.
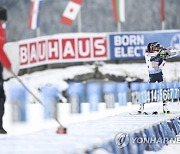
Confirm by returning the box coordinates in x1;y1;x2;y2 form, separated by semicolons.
160;0;165;21
112;0;125;23
28;0;43;29
61;0;83;25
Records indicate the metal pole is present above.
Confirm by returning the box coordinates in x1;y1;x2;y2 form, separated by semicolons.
36;27;40;37
162;21;165;30
117;21;121;32
78;9;82;32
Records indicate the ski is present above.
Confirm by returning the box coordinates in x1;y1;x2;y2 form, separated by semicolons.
129;111;174;115
129;111;149;115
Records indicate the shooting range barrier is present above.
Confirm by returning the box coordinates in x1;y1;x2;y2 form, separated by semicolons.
5;81;180;154
8;84;28;122
6;81;180;120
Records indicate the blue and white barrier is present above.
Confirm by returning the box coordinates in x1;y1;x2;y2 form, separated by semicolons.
172;82;179;100
162;82;168;102
87;82;102;111
149;82;158;103
157;82;163;102
66;81;180;112
4;81;180;154
129;82;180;105
117;82;128;106
67;82;85;113
103;82;116;108
8;84;28;122
7;81;180;124
88;116;180;154
130;82;140;104
139;82;151;105
40;85;60;119
168;82;175;101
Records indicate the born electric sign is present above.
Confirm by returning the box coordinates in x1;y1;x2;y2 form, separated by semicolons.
109;34;147;60
19;33;107;69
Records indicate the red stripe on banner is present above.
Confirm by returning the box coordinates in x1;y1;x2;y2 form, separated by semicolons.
28;2;34;29
161;0;165;21
72;0;83;5
61;16;73;25
112;0;118;24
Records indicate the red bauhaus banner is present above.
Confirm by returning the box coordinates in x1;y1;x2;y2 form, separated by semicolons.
18;33;108;69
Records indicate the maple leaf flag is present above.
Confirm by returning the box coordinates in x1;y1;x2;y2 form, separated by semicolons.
61;0;83;25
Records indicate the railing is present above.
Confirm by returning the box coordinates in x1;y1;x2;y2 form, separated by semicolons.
6;81;180;121
5;81;180;153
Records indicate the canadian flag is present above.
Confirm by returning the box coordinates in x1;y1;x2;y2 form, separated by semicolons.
61;0;83;25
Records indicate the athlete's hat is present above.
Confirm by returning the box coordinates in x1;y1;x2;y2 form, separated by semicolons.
0;6;7;21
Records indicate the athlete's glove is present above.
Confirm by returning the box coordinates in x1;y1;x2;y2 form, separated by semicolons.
158;49;170;60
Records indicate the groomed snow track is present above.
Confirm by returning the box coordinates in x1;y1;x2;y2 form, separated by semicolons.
0;104;180;154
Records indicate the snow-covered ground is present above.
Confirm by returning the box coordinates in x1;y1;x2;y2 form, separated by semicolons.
1;102;180;154
146;141;180;154
3;61;180;108
99;62;180;82
1;61;180;154
5;61;180;91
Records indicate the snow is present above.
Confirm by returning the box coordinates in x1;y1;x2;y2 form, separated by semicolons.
1;61;180;154
5;64;94;92
99;62;180;82
1;102;179;154
146;140;180;154
4;61;180;93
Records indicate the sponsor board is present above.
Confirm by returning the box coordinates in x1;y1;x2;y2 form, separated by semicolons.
18;33;107;69
109;31;180;60
4;31;180;70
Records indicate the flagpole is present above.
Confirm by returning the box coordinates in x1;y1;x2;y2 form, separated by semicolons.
161;0;165;30
36;27;40;37
77;9;82;32
117;21;121;32
162;20;165;30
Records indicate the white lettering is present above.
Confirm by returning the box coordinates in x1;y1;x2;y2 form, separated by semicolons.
127;46;134;57
114;36;121;46
78;40;90;57
114;47;122;57
48;41;59;58
121;35;129;46
134;46;142;57
63;41;75;57
30;45;38;62
94;39;105;56
38;41;46;60
129;35;137;45
20;46;28;64
114;46;146;58
114;35;144;46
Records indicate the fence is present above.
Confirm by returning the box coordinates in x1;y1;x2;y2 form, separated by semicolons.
5;81;180;153
6;81;180;121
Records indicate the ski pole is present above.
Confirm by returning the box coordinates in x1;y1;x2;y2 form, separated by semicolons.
10;70;67;134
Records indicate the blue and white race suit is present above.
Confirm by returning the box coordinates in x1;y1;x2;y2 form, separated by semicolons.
144;51;166;83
